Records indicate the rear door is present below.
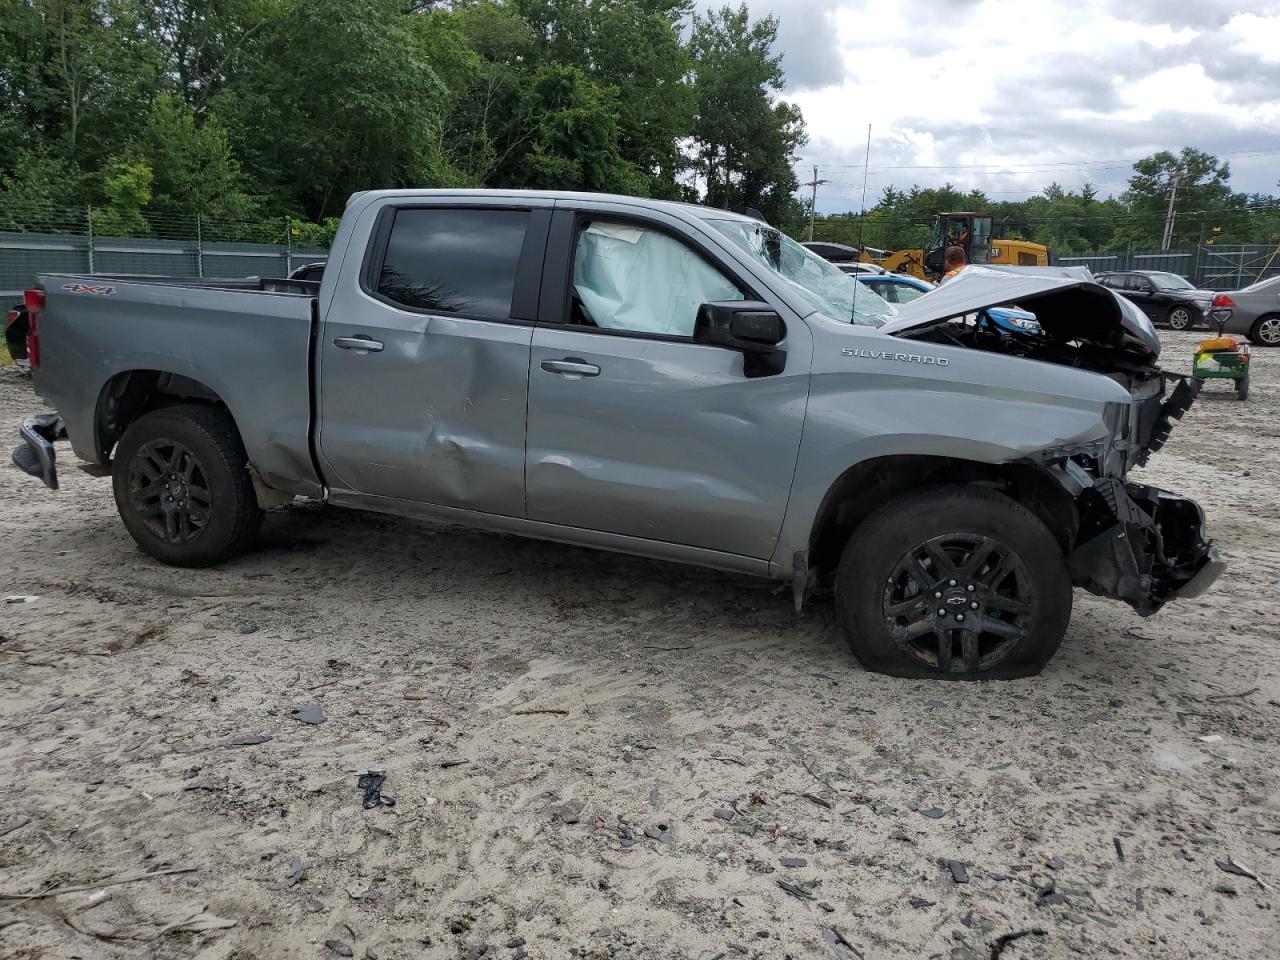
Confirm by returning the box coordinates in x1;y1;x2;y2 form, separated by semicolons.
523;206;811;560
317;199;550;515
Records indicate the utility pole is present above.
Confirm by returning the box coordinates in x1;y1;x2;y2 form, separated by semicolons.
1161;174;1179;252
803;165;828;241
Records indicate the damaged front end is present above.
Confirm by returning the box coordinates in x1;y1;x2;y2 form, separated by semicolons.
1056;469;1224;615
883;267;1225;615
1043;375;1223;615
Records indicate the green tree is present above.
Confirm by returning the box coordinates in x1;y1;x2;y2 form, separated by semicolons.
492;64;642;193
146;0;273;108
1117;147;1244;247
136;95;256;221
91;156;153;236
435;0;540;185
515;0;694;197
0;147;82;229
215;0;456;218
688;3;805;223
16;0;161;164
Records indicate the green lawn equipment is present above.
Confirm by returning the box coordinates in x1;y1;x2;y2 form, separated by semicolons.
1193;295;1251;400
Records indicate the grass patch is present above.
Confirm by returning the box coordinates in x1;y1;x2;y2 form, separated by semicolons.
0;341;12;366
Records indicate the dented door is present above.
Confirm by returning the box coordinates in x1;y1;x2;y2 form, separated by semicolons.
316;202;550;515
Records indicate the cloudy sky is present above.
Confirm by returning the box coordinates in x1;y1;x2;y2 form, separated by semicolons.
714;0;1280;212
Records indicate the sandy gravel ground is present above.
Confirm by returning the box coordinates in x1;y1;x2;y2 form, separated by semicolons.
1;330;1278;960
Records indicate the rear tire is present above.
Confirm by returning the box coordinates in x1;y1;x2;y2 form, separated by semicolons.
112;404;262;567
1249;315;1280;347
1236;375;1249;400
835;485;1072;680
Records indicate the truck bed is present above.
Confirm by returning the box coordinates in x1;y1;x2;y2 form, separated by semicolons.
31;273;322;498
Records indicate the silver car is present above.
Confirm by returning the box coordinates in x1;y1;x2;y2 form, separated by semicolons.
1220;275;1280;346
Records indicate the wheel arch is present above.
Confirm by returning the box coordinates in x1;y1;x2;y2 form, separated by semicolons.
94;369;235;464
806;454;1077;579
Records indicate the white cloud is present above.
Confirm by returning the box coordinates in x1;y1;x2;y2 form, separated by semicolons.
704;0;1280;209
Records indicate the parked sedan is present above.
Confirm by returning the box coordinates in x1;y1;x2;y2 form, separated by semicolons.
1095;270;1213;330
1217;275;1280;347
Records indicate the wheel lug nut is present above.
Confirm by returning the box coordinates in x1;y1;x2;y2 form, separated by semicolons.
966;584;975;592
956;613;965;622
970;601;979;609
937;609;946;617
949;579;957;586
934;592;942;599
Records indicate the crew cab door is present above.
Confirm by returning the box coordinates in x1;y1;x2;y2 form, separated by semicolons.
317;199;550;514
523;206;810;560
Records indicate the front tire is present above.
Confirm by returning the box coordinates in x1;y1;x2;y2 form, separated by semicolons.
112;404;262;567
1236;376;1249;400
835;485;1072;680
1249;315;1280;347
1167;305;1194;330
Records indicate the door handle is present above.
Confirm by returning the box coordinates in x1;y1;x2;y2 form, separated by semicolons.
540;358;600;378
333;336;384;353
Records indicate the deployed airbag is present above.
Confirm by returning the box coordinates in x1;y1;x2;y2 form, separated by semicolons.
573;223;742;336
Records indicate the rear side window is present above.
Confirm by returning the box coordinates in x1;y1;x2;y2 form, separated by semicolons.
376;208;529;319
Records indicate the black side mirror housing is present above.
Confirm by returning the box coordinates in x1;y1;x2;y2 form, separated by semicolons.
694;301;786;377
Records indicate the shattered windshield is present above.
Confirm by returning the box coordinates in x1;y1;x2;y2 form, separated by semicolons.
708;219;898;327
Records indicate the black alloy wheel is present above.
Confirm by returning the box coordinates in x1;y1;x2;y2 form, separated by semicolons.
126;438;213;544
882;533;1034;675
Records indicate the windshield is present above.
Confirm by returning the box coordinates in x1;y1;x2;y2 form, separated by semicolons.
708;219;897;326
1149;273;1195;291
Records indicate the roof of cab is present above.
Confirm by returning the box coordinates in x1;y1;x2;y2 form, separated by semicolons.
346;188;762;225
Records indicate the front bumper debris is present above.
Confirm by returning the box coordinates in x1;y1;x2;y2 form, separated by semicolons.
11;412;66;490
1067;480;1224;615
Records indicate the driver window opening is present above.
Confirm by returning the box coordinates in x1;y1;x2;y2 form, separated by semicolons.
570;220;744;337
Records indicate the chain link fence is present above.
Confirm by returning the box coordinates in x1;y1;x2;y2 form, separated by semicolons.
0;204;330;297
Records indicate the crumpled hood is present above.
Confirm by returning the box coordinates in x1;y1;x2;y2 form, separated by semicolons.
879;265;1161;359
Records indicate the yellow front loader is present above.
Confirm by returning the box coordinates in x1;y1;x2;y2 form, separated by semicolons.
862;212;1049;281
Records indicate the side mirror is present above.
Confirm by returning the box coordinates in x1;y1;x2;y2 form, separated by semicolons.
694;301;784;351
694;301;786;377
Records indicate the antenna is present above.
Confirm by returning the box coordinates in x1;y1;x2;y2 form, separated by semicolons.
851;124;871;321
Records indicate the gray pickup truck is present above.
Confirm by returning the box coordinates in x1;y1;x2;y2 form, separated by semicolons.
12;189;1223;680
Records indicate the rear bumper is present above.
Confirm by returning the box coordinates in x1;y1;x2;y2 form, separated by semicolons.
11;412;66;490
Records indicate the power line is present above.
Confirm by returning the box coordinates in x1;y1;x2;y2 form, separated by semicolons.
795;147;1280;174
